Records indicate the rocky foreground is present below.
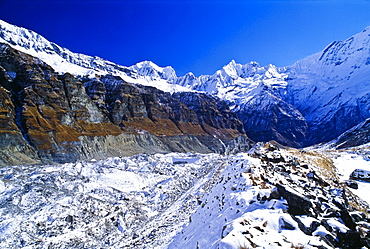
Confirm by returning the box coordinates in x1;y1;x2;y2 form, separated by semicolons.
1;142;369;248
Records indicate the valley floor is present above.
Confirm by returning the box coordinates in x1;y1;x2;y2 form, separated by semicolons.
0;143;370;248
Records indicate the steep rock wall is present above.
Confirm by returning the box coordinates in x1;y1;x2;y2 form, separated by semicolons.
0;78;39;165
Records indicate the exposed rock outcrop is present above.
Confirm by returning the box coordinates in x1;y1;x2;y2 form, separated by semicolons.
234;86;308;148
0;77;39;165
275;184;313;215
329;118;370;149
350;169;370;182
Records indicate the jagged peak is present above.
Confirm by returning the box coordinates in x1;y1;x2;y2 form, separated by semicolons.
223;59;245;70
223;59;238;69
133;60;161;70
185;71;195;77
217;60;242;79
221;60;278;78
181;71;197;80
247;61;260;67
263;64;281;77
130;60;177;81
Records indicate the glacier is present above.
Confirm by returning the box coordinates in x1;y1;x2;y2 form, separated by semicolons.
1;144;370;248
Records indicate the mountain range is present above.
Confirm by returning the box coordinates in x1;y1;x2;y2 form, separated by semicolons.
2;19;370;158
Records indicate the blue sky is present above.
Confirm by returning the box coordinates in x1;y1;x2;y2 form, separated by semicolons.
1;0;370;76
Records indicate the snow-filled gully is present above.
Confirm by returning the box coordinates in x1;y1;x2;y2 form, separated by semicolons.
119;155;229;248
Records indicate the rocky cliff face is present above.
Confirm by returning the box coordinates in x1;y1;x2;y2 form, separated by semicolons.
0;75;39;166
233;85;308;148
0;43;123;163
326;118;370;149
0;43;252;165
82;74;248;143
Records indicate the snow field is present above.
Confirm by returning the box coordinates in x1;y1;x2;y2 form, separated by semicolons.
333;152;370;205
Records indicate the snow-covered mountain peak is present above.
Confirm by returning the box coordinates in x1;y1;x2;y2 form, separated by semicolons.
290;24;370;82
0;19;188;93
219;60;286;82
221;59;241;77
0;19;52;52
174;71;200;88
129;60;177;81
0;19;128;77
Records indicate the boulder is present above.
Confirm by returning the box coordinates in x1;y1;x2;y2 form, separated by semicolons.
345;180;359;189
276;184;313;215
350;169;370;182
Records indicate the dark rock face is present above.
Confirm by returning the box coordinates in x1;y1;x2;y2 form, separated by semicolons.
306;105;370;146
330;118;370;149
172;92;246;140
350;169;370;182
275;184;313;215
0;43;252;165
0;76;39;165
83;75;253;153
83;75;250;140
235;89;308;148
345;180;359;189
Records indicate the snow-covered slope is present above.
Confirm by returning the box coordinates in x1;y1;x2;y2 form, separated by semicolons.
173;60;289;112
283;26;370;144
174;60;288;98
290;26;370;82
0;19;115;76
0;20;189;94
